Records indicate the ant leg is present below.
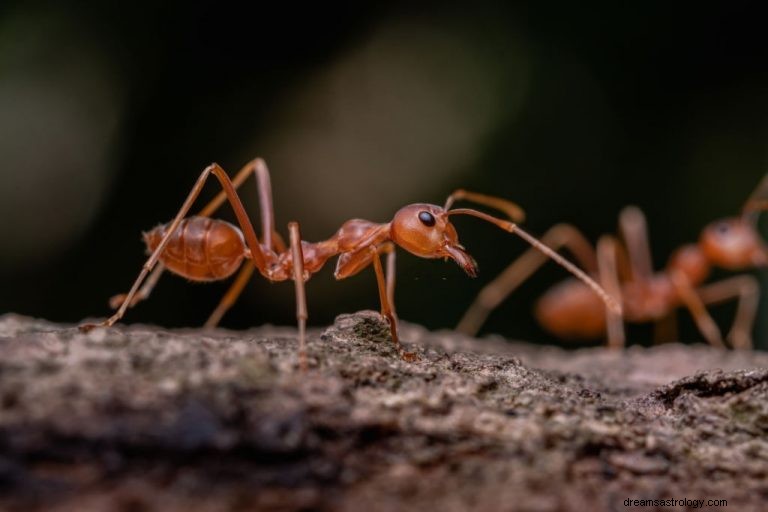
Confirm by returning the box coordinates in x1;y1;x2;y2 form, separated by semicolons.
201;160;290;327
596;235;626;349
272;231;287;252
108;262;165;310
289;222;308;371
80;163;269;332
618;206;654;282
456;224;597;336
202;219;288;329
199;158;277;248
370;246;415;361
669;271;725;348
204;261;256;329
697;275;759;349
379;243;397;315
105;159;278;315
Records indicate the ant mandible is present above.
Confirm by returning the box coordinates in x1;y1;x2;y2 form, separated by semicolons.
457;175;768;349
80;158;621;368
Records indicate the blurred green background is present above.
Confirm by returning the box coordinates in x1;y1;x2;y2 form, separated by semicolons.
1;1;767;348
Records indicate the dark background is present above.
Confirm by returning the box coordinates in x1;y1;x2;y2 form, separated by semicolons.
2;1;767;348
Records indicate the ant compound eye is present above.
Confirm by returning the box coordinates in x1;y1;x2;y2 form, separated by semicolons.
418;211;436;227
715;222;730;235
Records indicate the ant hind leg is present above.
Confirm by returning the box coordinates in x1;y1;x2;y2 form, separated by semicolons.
80;163;269;332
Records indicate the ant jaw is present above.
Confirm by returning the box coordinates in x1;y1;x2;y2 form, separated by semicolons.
444;244;478;277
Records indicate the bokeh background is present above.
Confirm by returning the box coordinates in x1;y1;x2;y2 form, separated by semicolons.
2;1;767;348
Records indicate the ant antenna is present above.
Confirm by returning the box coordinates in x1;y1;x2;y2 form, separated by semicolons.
448;207;623;315
444;189;526;223
741;174;768;224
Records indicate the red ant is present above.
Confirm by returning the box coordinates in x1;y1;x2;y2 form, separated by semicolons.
457;175;768;349
80;158;620;368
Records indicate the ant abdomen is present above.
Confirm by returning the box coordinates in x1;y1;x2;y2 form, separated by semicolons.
535;278;607;339
143;216;246;282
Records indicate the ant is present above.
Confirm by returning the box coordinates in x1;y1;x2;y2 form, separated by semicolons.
80;158;620;368
457;175;768;349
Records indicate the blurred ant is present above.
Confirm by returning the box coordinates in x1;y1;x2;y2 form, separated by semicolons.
80;158;620;368
457;175;768;349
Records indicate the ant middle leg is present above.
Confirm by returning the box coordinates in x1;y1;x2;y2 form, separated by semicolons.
288;222;309;371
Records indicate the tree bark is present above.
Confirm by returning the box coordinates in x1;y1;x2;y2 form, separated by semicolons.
1;312;767;511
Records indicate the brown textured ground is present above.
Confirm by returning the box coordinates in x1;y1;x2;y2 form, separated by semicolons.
1;312;767;512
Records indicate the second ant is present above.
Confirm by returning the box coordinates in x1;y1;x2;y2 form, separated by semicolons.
458;176;768;349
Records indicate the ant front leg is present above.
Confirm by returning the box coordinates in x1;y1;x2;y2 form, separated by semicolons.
81;163;270;332
596;235;626;349
369;245;416;361
697;275;759;349
669;271;725;348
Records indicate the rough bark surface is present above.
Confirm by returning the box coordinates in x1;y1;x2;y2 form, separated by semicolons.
1;312;767;511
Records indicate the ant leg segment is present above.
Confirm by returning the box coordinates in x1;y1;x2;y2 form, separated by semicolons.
697;275;759;350
370;246;415;361
386;246;396;314
669;271;725;348
619;206;654;282
272;230;287;253
108;263;165;310
456;224;597;336
204;261;256;329
80;163;269;332
369;242;398;316
102;161;275;323
443;189;525;223
289;222;309;371
596;235;626;349
199;158;277;249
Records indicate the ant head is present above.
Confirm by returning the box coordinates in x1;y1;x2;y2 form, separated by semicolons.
390;203;477;276
699;217;767;269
